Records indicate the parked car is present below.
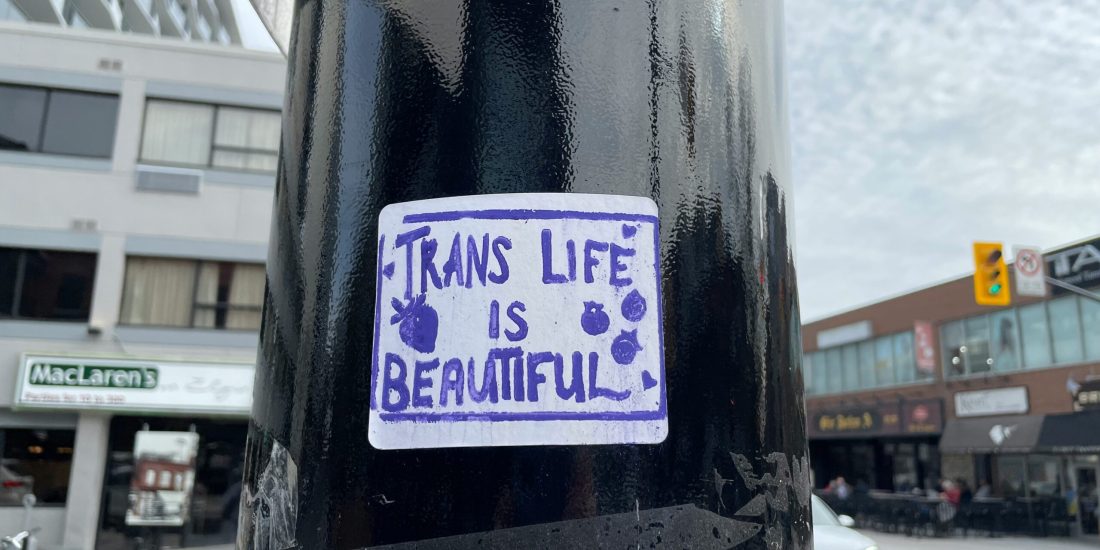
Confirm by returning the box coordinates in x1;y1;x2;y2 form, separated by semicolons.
812;494;878;550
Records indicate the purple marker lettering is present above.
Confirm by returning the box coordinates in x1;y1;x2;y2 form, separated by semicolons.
566;239;576;281
526;352;553;402
420;238;443;293
609;243;634;286
556;352;586;403
381;353;410;412
468;354;498;403
412;358;439;408
488;236;512;284
587;352;631;401
505;301;528;342
439;358;464;406
495;347;523;400
465;233;490;288
584;240;609;283
541;229;567;284
441;233;465;287
395;226;430;299
488;300;500;338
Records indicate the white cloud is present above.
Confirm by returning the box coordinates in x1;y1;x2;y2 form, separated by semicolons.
786;0;1100;320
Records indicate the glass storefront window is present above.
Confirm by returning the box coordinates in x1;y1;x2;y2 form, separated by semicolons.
1019;303;1053;368
1082;298;1100;361
1048;297;1084;365
894;332;915;384
990;309;1021;372
1027;455;1063;498
97;417;246;550
825;348;843;394
802;353;814;395
941;320;965;378
841;345;860;391
858;341;875;389
0;428;74;506
995;455;1027;498
964;315;992;375
874;337;895;386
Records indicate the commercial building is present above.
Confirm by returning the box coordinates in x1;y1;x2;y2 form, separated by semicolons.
0;14;283;549
803;235;1100;536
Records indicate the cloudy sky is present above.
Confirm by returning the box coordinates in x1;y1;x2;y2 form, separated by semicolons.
233;1;1100;321
786;0;1100;320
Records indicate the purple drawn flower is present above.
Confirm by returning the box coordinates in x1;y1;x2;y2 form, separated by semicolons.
580;301;610;336
611;329;641;365
390;294;438;353
621;289;647;322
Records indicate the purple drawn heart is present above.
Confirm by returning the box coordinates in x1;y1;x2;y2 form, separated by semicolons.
641;371;658;390
382;262;395;279
622;224;638;238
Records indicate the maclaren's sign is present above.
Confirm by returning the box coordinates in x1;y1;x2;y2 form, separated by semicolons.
808;399;943;438
15;354;253;416
27;362;158;389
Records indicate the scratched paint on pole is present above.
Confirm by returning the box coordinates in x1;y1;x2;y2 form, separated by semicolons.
369;194;667;449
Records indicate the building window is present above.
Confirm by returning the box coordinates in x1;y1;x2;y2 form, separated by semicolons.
1082;298;1100;362
1018;303;1053;369
0;247;97;321
806;330;923;396
1048;297;1084;365
990;309;1021;372
0;428;75;506
119;257;265;330
0;83;119;158
963;315;993;375
803;352;815;396
0;0;27;22
857;341;875;387
873;336;895;386
140;99;280;173
824;348;843;394
841;345;860;391
894;332;916;383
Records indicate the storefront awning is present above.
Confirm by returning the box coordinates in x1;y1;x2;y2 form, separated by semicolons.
1036;410;1100;454
940;414;1043;454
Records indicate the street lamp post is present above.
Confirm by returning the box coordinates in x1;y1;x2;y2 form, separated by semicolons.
239;1;809;548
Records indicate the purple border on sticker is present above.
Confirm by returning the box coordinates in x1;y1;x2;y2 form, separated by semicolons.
370;208;666;423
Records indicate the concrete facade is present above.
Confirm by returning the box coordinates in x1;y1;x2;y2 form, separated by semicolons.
0;21;283;548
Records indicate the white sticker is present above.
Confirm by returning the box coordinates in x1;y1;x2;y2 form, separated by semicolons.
369;193;667;449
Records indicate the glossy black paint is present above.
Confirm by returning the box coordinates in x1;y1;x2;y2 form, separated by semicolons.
240;1;807;548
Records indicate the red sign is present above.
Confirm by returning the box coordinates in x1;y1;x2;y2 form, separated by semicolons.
902;399;943;434
914;321;936;374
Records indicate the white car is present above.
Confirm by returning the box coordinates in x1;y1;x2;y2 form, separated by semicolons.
812;494;878;550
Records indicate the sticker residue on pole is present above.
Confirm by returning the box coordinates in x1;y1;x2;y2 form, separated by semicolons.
369;193;667;449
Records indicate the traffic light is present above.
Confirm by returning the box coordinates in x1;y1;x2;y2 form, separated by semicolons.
973;242;1011;306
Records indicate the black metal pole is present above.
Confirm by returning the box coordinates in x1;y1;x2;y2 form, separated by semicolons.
239;1;808;548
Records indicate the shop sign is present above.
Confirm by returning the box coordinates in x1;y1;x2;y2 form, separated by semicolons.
902;399;943;434
809;404;900;438
809;399;942;438
1046;237;1100;294
1072;379;1100;412
954;386;1029;418
14;355;253;415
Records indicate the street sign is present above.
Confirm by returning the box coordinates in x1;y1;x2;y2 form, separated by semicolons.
1012;245;1047;298
973;242;1011;306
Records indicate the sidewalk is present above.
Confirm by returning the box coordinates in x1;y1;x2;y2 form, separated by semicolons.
858;529;1100;549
